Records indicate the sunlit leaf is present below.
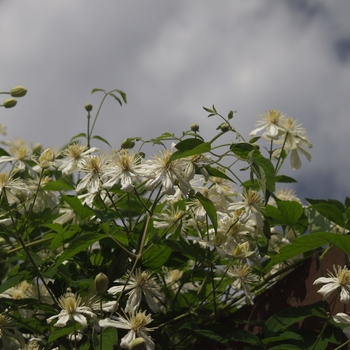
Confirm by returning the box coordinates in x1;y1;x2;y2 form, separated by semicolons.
92;327;118;350
267;232;350;269
142;245;172;269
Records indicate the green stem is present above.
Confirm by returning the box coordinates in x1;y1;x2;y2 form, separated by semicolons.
334;338;350;350
311;294;338;350
87;110;91;148
90;92;109;138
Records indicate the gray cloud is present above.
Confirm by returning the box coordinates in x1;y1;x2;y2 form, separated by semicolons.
1;0;350;201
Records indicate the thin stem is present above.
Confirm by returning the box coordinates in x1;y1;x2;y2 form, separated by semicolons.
90;93;109;137
311;294;338;350
334;338;350;350
87;110;91;148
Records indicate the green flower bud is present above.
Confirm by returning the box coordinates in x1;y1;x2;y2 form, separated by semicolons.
220;123;230;132
129;338;146;350
2;98;17;109
190;123;200;132
85;103;93;112
95;272;109;295
120;138;135;149
10;86;27;97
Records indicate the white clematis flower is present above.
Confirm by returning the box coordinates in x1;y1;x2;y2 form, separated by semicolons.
313;265;350;304
99;310;157;350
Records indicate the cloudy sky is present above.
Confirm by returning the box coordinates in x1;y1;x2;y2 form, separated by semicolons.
1;0;350;201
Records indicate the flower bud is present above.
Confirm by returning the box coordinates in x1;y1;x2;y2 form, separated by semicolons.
120;138;135;149
2;98;17;109
129;337;146;350
10;86;27;97
95;272;109;295
39;148;56;169
220;123;230;132
190;123;200;132
85;103;93;112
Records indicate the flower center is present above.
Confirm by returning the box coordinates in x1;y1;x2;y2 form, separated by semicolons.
0;172;8;188
61;296;78;313
338;269;350;285
131;312;149;329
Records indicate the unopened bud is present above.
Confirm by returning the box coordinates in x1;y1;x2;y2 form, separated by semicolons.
220;123;230;132
95;272;109;295
39;148;56;169
190;123;200;132
120;138;135;149
3;98;17;109
85;103;93;112
129;337;146;350
10;86;27;98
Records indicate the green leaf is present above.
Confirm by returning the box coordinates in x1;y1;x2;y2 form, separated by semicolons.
307;207;332;232
195;192;217;233
0;274;27;294
267;345;302;349
241;179;260;191
230;142;257;160
111;230;128;246
142;245;172;269
249;136;261;143
180;323;230;346
62;195;95;220
91;88;105;94
275;175;297;183
262;331;303;345
203;106;214;113
228;110;234;120
112;89;127;103
307;198;345;213
250;153;275;193
92;327;118;350
265;201;303;227
55;233;105;267
0;147;10;157
345;197;350;209
169;141;211;163
48;322;83;343
70;132;87;142
264;302;326;338
92;135;112;148
227;330;261;345
267;232;350;269
109;93;122;106
164;239;205;260
204;166;235;182
49;228;80;251
42;177;75;191
309;203;345;228
174;138;205;151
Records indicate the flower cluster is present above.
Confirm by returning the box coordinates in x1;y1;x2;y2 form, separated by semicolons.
4;89;346;349
250;110;312;170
